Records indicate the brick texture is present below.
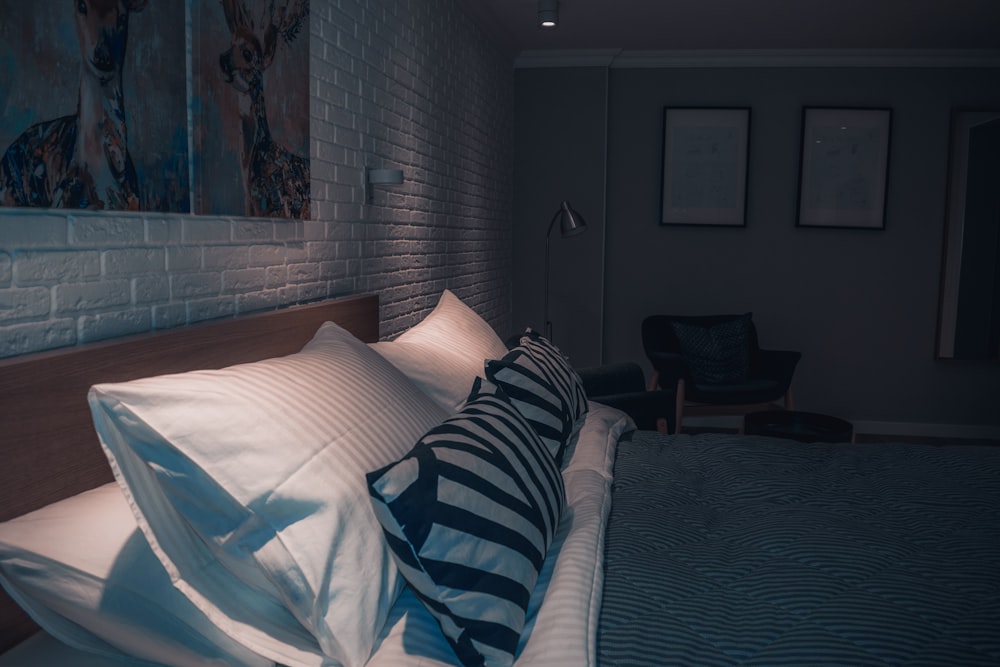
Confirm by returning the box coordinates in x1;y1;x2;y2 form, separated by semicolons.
0;0;513;359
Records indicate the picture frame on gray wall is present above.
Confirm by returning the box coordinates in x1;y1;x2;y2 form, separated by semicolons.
660;107;750;227
796;107;892;230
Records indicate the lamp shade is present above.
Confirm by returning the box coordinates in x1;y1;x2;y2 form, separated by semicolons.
367;168;404;185
365;166;405;203
556;200;586;237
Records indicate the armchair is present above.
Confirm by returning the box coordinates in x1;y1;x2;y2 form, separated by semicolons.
641;313;800;434
577;361;675;433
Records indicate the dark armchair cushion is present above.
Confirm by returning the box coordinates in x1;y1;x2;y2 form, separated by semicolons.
576;362;675;433
578;362;646;397
670;313;752;386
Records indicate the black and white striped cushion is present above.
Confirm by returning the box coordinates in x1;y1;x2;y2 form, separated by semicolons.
485;331;588;465
366;378;565;667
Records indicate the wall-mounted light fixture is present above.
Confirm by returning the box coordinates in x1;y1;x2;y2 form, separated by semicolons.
538;0;558;28
365;167;405;203
544;200;586;342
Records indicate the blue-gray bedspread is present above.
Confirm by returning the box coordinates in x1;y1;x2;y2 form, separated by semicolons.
597;432;1000;666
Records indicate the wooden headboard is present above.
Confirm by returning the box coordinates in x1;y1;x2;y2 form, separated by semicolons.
0;293;379;653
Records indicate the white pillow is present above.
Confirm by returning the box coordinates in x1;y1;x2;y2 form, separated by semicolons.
0;483;273;667
88;322;448;667
370;289;509;412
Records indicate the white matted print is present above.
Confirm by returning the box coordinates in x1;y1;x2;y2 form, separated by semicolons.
796;107;891;229
660;107;750;227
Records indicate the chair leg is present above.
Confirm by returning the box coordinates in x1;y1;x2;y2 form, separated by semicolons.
649;369;671;433
673;379;685;434
784;386;795;411
647;369;660;392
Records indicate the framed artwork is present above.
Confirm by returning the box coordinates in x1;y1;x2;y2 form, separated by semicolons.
192;0;310;219
796;107;892;229
0;0;188;212
660;107;750;227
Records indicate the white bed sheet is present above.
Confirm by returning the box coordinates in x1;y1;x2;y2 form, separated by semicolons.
0;484;273;667
0;632;140;667
0;402;631;667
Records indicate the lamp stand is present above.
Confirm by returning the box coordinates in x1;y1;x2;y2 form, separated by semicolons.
542;200;586;343
543;209;559;341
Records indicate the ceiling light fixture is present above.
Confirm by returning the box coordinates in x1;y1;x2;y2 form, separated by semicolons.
538;0;558;28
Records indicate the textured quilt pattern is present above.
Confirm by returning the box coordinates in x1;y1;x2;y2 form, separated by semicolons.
597;432;1000;666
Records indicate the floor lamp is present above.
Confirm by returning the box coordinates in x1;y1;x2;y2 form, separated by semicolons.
544;200;587;342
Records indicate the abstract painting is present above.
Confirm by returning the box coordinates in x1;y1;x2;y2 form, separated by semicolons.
0;0;189;212
193;0;310;219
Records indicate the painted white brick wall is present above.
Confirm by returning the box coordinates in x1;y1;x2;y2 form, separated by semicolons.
0;0;513;358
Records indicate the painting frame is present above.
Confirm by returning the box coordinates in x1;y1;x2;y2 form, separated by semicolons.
192;0;311;219
796;107;892;230
0;0;189;212
660;107;751;227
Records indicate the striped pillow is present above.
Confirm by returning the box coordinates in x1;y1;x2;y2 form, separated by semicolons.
485;331;588;465
367;378;565;667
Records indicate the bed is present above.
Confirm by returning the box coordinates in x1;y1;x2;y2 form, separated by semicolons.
1;290;998;666
0;295;381;657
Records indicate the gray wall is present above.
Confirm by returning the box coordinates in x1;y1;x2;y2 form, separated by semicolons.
0;0;515;359
512;67;608;366
515;62;1000;435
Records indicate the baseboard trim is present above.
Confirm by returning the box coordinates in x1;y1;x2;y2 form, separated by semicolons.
850;420;1000;440
681;415;1000;441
